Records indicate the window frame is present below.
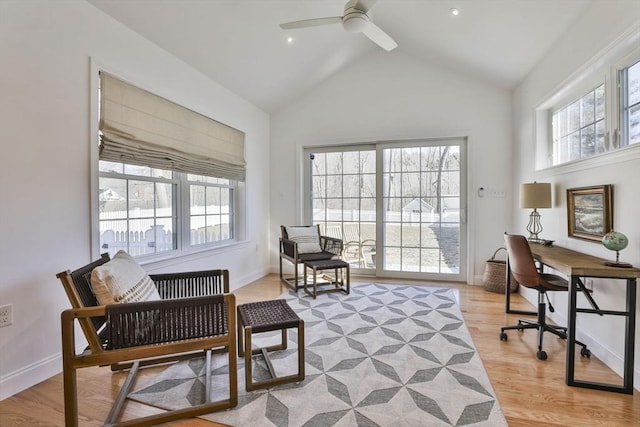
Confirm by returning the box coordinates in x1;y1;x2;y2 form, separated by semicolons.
550;83;606;165
98;163;180;259
615;49;640;149
183;174;236;249
90;62;245;263
535;27;640;171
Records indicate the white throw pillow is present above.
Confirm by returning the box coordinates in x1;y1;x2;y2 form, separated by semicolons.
90;250;161;305
286;226;322;254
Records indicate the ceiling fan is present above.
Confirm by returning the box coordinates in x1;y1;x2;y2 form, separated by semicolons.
280;0;397;51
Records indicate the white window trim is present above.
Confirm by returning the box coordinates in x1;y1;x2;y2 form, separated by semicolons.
89;59;246;263
534;24;640;170
613;47;640;148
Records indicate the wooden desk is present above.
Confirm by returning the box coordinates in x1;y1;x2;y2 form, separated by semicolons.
505;243;640;394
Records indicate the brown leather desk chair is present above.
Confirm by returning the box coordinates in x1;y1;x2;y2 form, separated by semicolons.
500;233;591;361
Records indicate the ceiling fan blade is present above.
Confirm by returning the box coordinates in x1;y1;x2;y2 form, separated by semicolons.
280;16;342;30
361;22;397;51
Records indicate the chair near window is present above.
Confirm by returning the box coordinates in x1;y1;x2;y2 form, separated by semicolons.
279;225;343;291
321;224;376;268
56;252;237;426
499;233;591;361
342;224;376;268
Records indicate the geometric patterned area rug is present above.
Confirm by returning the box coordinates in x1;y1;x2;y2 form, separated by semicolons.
129;283;507;426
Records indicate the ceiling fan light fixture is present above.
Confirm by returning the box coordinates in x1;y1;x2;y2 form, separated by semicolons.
342;13;369;33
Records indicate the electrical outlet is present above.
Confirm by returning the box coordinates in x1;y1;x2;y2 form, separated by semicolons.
0;304;13;328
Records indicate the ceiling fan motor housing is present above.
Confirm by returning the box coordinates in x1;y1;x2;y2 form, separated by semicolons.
342;9;369;33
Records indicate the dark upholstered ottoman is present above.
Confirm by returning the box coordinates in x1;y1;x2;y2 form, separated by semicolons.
237;299;305;391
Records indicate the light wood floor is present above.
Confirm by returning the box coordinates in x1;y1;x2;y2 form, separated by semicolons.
1;274;638;426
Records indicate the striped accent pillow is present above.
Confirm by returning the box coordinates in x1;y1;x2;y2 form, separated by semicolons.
286;226;322;254
90;250;161;305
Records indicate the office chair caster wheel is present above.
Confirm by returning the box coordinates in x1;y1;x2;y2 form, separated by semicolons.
499;332;508;341
537;350;548;360
581;347;591;358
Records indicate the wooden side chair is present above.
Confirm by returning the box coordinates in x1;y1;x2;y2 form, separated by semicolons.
56;251;238;426
279;225;343;291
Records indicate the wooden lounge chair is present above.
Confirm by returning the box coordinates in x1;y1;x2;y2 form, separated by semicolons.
56;253;237;426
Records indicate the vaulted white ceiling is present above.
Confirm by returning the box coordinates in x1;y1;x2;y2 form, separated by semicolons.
87;0;594;113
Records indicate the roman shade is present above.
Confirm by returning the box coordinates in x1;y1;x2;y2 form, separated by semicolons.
99;72;246;181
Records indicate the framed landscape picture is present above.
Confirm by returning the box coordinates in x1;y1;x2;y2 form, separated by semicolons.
567;185;613;242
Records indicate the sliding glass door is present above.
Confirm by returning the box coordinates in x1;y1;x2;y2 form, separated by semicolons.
305;138;466;281
381;142;465;279
307;148;378;272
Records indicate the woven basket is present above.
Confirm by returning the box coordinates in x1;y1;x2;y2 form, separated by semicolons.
482;247;518;293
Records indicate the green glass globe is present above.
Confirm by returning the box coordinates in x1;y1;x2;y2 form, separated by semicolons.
602;231;629;252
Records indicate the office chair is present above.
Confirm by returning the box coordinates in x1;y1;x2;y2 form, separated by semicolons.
499;233;591;361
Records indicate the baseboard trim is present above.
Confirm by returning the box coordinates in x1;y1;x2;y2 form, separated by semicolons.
233;267;271;292
0;352;62;400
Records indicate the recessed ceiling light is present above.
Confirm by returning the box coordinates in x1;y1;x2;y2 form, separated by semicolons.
450;8;460;16
286;36;294;44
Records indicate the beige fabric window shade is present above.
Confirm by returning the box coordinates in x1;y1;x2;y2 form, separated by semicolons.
99;72;246;181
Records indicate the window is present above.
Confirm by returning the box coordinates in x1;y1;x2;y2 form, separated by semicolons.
551;84;605;165
94;71;245;260
99;162;177;257
537;29;640;169
188;175;234;245
619;59;640;147
98;162;237;258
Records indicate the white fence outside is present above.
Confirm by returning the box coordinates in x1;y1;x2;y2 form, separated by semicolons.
99;206;230;256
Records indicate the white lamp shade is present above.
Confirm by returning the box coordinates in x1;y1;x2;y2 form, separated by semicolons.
520;182;552;208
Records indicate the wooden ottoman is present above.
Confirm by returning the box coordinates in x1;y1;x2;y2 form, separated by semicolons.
303;259;350;299
237;299;305;391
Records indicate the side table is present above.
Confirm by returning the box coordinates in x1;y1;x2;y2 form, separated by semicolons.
237;299;305;391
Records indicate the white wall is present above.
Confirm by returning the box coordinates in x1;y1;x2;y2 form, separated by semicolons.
0;0;270;399
271;50;513;283
512;1;640;388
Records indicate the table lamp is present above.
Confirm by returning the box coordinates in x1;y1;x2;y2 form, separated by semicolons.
520;182;552;242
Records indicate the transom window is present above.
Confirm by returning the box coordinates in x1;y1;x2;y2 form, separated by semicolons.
538;33;640;169
620;59;640;146
552;84;605;165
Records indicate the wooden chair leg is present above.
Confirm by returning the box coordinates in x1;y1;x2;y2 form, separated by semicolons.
281;328;288;350
62;364;78;427
244;326;254;391
61;311;79;427
298;320;305;382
